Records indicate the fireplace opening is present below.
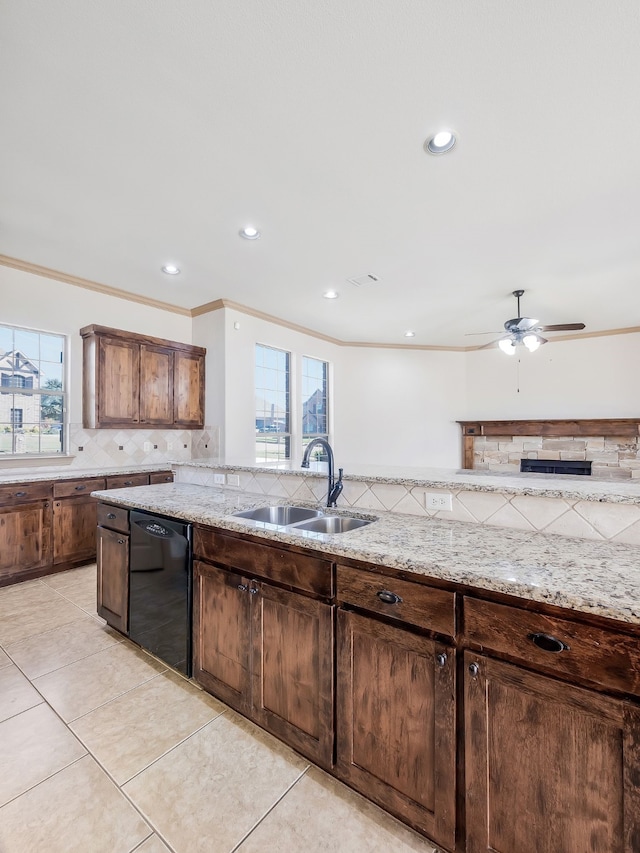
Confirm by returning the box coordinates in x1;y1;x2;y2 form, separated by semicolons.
520;459;592;476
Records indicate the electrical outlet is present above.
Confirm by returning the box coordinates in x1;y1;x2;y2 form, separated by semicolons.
213;473;226;485
425;491;453;511
226;474;240;487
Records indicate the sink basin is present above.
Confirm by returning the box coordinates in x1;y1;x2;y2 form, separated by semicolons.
232;505;324;525
291;515;374;534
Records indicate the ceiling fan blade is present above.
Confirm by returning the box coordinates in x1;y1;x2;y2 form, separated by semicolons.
464;331;502;336
538;323;586;332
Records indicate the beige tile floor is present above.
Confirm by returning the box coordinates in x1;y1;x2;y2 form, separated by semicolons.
0;565;438;853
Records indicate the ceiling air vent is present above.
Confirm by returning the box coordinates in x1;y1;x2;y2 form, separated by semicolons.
347;273;381;287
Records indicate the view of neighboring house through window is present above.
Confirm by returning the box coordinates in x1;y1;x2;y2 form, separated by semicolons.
302;355;329;460
0;323;66;455
255;344;290;462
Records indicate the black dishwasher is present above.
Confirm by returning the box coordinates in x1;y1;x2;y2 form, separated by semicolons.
129;510;192;676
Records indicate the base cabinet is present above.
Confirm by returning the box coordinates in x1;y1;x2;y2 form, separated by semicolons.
193;559;335;766
96;517;129;633
336;608;457;849
464;652;640;853
0;498;52;584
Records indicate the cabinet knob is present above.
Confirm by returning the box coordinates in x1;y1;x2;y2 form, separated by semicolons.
237;584;248;592
249;587;259;595
123;481;133;486
377;589;403;605
44;502;50;508
529;633;569;653
117;539;126;545
468;662;480;677
436;653;447;667
107;513;116;519
74;484;86;491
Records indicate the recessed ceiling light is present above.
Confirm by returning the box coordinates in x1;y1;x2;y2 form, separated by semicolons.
323;290;339;299
404;331;415;338
425;130;456;155
161;264;180;275
240;226;260;240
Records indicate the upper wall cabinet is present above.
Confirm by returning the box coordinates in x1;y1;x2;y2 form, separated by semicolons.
81;325;205;429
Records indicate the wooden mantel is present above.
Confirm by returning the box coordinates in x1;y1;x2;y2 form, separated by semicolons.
457;419;640;470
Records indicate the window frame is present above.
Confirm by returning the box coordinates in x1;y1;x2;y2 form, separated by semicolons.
0;322;68;457
254;342;292;463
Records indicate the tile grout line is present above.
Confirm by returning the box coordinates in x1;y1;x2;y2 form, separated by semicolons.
228;765;311;852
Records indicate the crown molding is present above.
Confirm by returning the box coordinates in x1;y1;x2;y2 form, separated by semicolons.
0;255;191;317
4;254;640;351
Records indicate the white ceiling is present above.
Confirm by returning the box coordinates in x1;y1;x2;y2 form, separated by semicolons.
2;1;640;346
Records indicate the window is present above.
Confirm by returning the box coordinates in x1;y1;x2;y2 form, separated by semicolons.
255;344;291;462
302;356;329;458
0;323;66;455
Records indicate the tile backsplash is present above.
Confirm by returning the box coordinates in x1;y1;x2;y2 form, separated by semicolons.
65;424;220;469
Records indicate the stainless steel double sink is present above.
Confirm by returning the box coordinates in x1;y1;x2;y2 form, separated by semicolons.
231;504;375;534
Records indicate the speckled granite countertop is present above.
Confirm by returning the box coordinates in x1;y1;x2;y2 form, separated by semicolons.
0;464;173;486
176;460;640;505
93;482;640;627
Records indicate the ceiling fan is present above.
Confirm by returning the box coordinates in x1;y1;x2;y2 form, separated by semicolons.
473;290;586;354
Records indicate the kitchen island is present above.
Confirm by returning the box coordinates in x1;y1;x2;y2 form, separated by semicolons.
94;480;640;853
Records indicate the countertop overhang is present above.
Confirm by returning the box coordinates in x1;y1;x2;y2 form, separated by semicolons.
92;482;640;628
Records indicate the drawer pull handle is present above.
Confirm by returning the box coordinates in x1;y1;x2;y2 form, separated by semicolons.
123;481;133;486
74;485;86;491
15;491;27;497
468;662;480;677
117;539;126;545
377;590;403;605
107;513;116;519
237;584;248;592
529;633;569;653
436;653;447;667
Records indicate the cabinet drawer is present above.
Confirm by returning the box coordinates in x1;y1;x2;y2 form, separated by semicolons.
463;596;640;696
149;471;174;484
53;478;106;498
105;473;149;489
97;502;130;533
194;527;333;597
337;565;456;637
0;482;52;505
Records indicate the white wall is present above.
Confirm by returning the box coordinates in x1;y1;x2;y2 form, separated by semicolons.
1;266;192;424
196;306;466;468
465;333;640;420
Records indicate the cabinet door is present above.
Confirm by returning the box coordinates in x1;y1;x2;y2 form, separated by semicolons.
336;609;456;848
0;500;52;584
139;345;174;425
251;582;334;767
173;350;204;427
53;496;99;565
96;526;129;633
464;652;640;853
192;561;251;714
97;337;140;425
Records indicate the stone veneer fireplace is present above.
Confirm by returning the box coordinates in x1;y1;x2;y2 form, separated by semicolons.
457;419;640;479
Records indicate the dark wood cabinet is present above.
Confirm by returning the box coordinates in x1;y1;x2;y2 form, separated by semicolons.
192;530;335;766
52;477;106;567
0;494;52;584
336;608;456;847
464;651;640;853
252;580;334;766
96;512;129;633
81;324;205;429
148;471;174;484
193;561;252;714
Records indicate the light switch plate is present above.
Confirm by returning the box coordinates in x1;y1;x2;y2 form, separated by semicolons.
213;473;226;485
226;474;240;487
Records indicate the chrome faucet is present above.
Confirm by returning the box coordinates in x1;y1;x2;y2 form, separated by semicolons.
301;438;343;507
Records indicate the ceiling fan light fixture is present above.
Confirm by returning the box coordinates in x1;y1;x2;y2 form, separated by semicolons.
498;337;516;355
523;333;542;352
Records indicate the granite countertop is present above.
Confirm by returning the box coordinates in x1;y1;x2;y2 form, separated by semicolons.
0;463;173;486
176;459;640;505
92;482;640;627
